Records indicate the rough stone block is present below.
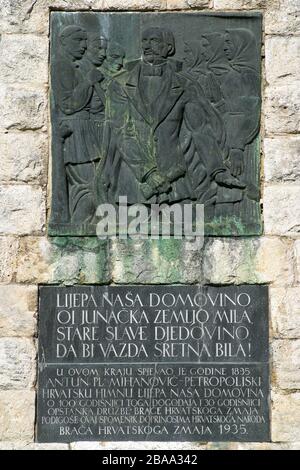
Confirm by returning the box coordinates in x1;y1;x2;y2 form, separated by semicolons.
0;390;35;441
15;237;52;284
103;0;166;9
111;237;294;286
264;186;300;236
0;85;47;131
111;239;202;284
266;0;300;36
273;340;300;390
0;1;104;34
0;132;48;184
22;443;69;450
288;442;300;449
265;37;300;86
272;391;300;442
0;237;19;283
214;0;266;8
295;240;300;284
0;185;45;235
265;83;300;135
0;34;48;84
203;238;257;284
206;442;289;450
203;237;295;286
0;338;36;390
70;441;206;450
16;237;110;284
0;442;69;449
0;285;37;337
51;238;110;285
166;0;210;8
254;238;295;286
271;287;300;339
264;137;300;183
14;236;295;289
233;443;289;450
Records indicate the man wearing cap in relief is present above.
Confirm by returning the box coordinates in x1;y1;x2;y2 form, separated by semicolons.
55;25;107;225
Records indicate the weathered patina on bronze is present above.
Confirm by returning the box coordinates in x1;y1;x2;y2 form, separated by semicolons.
49;12;262;236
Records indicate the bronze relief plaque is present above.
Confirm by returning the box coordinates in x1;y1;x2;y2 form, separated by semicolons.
49;12;262;236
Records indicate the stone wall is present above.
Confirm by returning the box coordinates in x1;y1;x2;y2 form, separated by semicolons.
0;0;299;450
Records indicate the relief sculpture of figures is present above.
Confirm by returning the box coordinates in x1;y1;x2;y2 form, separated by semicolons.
49;12;262;236
53;26;107;226
220;29;261;221
99;27;245;208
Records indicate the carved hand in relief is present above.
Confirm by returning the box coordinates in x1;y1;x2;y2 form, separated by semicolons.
146;170;171;195
215;170;246;189
246;182;260;202
227;148;244;177
59;121;73;140
87;68;104;85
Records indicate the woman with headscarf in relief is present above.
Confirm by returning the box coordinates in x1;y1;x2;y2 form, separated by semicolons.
197;29;260;221
216;28;261;222
221;29;261;181
183;35;229;114
179;39;226;211
181;37;245;215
